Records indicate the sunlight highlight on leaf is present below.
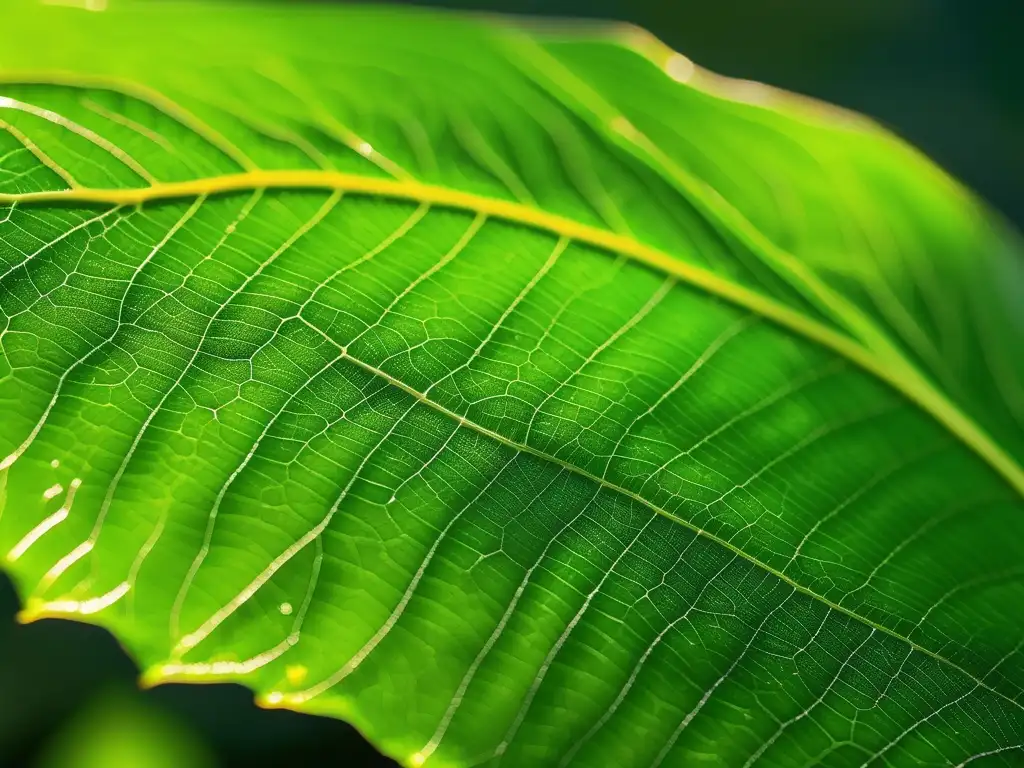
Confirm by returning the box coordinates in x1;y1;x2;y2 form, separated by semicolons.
1;3;1023;767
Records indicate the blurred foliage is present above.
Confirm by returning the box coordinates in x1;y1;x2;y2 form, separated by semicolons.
35;690;214;768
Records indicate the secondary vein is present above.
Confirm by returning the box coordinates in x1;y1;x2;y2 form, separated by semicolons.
335;334;1024;719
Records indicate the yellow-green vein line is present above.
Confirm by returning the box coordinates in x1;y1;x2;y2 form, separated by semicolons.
0;169;1021;503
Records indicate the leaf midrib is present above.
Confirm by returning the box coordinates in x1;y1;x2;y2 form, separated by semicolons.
6;172;1023;714
3;169;1021;502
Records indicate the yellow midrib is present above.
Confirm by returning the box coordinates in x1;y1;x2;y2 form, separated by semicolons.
1;169;1022;502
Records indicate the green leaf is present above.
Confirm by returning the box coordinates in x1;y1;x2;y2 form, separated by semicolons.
1;2;1023;766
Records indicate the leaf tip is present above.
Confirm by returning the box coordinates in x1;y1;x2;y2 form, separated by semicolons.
15;596;46;624
138;666;167;690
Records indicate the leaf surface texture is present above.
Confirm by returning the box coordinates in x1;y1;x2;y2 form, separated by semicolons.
1;4;1023;766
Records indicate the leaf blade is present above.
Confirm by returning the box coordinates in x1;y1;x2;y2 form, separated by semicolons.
1;4;1023;767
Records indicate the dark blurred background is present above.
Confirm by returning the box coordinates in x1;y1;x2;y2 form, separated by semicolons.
3;0;1021;765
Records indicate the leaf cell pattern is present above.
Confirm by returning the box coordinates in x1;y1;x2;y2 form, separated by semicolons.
1;5;1023;767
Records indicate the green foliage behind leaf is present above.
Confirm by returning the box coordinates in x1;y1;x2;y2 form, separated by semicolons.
1;2;1023;766
36;688;215;768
